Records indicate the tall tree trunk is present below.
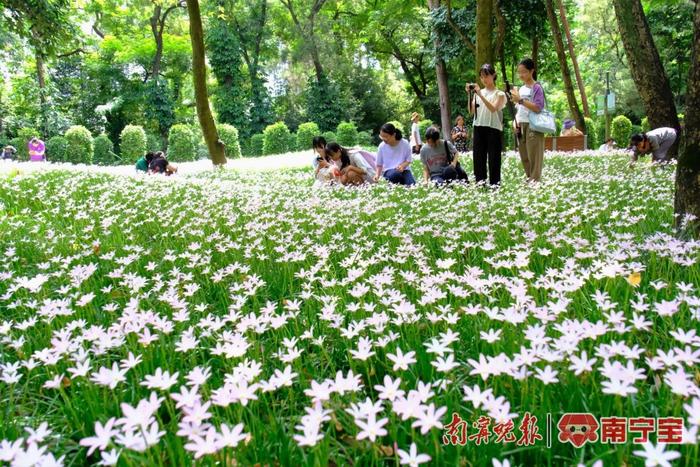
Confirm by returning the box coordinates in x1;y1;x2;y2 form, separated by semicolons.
35;48;48;136
613;0;680;156
476;0;494;73
185;0;226;166
545;0;586;133
531;36;539;75
429;0;452;139
557;0;589;116
674;1;700;236
435;58;452;140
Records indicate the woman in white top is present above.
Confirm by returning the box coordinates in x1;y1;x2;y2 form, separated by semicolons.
468;63;506;186
410;112;422;154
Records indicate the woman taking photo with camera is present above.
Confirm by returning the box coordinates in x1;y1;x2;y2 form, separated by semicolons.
468;63;506;186
509;58;546;183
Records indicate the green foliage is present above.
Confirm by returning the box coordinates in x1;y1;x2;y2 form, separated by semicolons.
93;134;118;166
167;124;197;162
304;75;350;133
641;117;650;133
208;19;248;134
387;121;405;136
146;133;163;153
120;125;147;161
249;134;265;157
612;115;633;147
216;124;241;159
46;136;70;163
357;130;373;147
263;122;292;155
64;125;94;164
296;122;321;151
13;128;40;160
418;119;434;139
584;117;598;149
145;79;175;140
322;131;337;144
336;121;358;146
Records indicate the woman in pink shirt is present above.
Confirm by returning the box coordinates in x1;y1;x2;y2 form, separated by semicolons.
28;137;46;162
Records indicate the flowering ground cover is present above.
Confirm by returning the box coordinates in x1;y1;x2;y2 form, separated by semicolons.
0;152;698;466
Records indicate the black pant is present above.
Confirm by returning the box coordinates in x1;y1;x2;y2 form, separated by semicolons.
472;125;502;185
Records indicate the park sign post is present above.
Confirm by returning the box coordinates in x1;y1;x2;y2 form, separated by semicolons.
597;93;616;139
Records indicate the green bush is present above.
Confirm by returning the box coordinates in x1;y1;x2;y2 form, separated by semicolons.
336;121;359;146
387;121;405;136
120;125;147;161
249;134;265;157
93;134;118;165
146;133;163;153
641;117;650;133
46;136;70;163
217;124;242;159
167;124;197;162
584;117;598;150
263;122;292;155
296;122;320;151
417;119;433;140
596;118;607;146
64;125;94;164
357;130;373;147
611;115;633;147
322;131;337;144
14;128;40;160
555;118;563;136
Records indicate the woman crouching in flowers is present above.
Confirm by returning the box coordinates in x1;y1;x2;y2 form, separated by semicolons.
325;142;376;186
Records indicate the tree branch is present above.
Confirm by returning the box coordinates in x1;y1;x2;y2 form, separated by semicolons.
446;0;476;52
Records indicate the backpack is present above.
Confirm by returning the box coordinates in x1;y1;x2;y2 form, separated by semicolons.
350;148;377;170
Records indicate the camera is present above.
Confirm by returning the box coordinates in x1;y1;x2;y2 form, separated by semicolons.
468;84;476;90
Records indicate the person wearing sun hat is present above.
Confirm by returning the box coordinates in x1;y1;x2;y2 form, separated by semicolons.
560;119;583;137
409;112;423;155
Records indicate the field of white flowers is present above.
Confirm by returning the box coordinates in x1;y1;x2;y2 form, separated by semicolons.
0;152;698;466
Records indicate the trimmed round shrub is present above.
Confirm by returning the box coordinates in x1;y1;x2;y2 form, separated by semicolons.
641;117;650;133
336;121;358;146
120;125;147;161
296;122;320;151
46;136;70;163
64;125;94;164
584;117;598;150
167;124;197;162
387;121;405;136
263;122;292;155
417;119;433;139
217;124;241;159
611;115;633;147
322;131;337;144
93;134;118;165
357;130;373;147
249;134;265;157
